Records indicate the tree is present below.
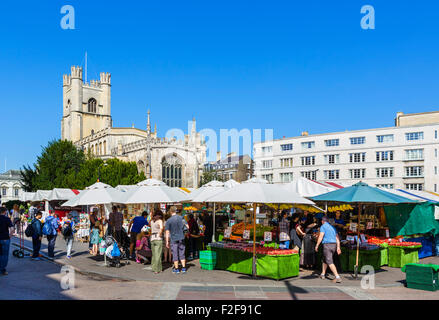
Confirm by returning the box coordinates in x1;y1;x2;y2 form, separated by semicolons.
21;140;85;191
200;170;224;187
21;139;146;190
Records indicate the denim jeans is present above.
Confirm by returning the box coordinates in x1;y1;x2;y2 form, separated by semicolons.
32;237;41;258
47;235;57;258
0;239;10;273
66;237;73;257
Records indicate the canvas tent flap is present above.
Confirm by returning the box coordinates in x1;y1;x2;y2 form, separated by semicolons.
384;202;439;237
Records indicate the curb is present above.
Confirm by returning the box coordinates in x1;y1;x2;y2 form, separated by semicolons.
11;242;405;289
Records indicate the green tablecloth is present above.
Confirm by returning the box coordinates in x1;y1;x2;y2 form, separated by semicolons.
209;247;299;280
347;249;381;271
388;247;420;268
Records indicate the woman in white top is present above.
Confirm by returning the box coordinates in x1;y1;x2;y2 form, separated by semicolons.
150;210;164;274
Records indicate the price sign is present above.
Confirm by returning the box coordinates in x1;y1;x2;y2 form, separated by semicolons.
360;234;367;243
366;222;373;230
243;230;250;240
350;223;358;232
346;235;355;243
224;227;232;239
385;229;390;238
264;231;272;242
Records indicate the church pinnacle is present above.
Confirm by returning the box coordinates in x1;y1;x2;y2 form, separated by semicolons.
147;109;151;135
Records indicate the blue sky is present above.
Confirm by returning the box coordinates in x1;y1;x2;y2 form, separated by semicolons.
1;1;439;170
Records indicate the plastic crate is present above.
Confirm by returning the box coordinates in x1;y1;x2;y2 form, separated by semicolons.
200;262;216;270
347;249;381;272
405;264;439;292
388;247;419;268
200;250;217;261
404;236;435;259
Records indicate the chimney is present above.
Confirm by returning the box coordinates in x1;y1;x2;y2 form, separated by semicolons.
216;151;221;162
227;152;236;158
301;131;309;136
395;111;404;127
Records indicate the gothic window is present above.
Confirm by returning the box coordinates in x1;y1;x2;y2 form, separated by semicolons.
161;154;183;187
88;98;97;113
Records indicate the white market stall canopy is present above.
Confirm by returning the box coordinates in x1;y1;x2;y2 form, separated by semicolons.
121;179;189;204
47;188;82;201
280;177;337;198
31;190;52;202
20;192;36;202
205;178;315;205
61;182;126;206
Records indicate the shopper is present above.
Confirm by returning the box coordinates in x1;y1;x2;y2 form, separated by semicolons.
108;205;123;244
90;218;102;256
62;213;78;259
187;213;200;260
278;211;291;249
88;208;98;254
290;213;304;251
128;211;149;259
165;206;189;274
200;210;213;249
302;213;318;268
43;211;59;260
0;207;14;275
315;216;342;283
11;204;21;236
163;212;172;263
31;211;43;260
150;210;164;274
135;232;151;264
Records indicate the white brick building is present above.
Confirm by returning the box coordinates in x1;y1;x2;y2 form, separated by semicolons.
253;111;439;192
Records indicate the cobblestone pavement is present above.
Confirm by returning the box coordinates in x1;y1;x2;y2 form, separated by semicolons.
2;236;439;300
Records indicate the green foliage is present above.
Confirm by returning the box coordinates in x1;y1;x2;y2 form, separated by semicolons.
200;171;225;187
21;139;147;190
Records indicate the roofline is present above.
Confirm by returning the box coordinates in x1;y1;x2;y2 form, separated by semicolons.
254;122;439;145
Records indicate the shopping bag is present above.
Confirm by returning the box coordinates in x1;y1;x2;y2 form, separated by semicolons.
111;242;121;257
279;232;290;241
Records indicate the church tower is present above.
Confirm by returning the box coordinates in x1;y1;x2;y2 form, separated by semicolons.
61;66;112;142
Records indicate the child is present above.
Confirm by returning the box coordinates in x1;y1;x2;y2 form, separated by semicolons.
135;232;152;264
90;219;102;256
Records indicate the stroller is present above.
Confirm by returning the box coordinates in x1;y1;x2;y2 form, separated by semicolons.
102;228;131;268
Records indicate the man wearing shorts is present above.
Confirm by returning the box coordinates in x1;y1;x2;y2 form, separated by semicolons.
165;206;189;274
315;216;342;283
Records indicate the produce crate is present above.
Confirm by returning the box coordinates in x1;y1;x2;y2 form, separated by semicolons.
388;246;419;268
404;236;435;259
200;262;216;270
199;250;217;261
402;263;439;292
347;249;381;272
379;244;388;266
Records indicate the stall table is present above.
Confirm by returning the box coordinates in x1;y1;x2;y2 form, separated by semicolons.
388;246;420;268
209;246;299;280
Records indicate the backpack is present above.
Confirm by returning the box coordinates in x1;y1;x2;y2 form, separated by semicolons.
62;222;73;237
42;216;55;236
25;224;34;237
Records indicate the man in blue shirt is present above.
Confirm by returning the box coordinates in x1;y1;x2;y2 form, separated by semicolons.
128;211;149;259
315;216;342;283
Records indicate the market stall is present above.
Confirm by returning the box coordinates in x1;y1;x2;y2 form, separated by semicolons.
208;242;299;280
205;177;315;278
312;182;417;276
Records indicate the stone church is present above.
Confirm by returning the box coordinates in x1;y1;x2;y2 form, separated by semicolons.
61;66;207;188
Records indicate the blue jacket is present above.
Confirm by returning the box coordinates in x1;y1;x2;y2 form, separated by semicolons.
44;215;59;236
31;218;43;238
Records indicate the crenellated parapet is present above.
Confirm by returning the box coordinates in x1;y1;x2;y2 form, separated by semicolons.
100;72;111;85
70;66;83;80
63;74;71;86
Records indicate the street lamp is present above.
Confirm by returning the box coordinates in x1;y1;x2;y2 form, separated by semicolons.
97;162;108;182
